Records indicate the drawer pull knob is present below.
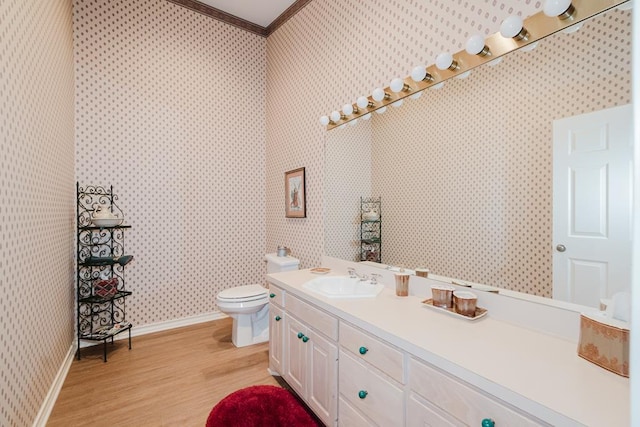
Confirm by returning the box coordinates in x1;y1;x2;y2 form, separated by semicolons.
358;390;368;399
275;316;281;321
359;346;368;355
481;419;495;427
297;332;304;339
269;293;276;298
302;336;309;343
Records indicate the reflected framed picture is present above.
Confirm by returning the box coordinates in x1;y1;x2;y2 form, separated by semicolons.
285;167;306;218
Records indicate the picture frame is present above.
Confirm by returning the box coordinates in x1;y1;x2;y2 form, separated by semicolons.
285;167;306;218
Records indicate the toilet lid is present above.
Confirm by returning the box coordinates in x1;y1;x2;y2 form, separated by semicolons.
218;284;268;300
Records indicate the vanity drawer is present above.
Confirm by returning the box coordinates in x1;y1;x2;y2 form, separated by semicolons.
408;358;547;427
339;350;404;427
407;392;462;427
338;395;372;427
268;284;285;307
287;294;338;340
339;321;404;383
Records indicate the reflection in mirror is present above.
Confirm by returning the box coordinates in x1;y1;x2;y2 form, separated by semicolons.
324;7;632;308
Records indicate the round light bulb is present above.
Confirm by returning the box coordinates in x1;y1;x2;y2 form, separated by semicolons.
487;57;503;66
500;15;524;38
356;96;369;109
411;66;427;82
617;1;633;11
342;103;354;116
435;52;454;71
372;87;386;102
465;34;486;55
330;110;341;122
361;113;371;120
390;78;406;93
391;99;403;108
319;116;330;126
375;106;387;114
543;0;572;17
409;91;423;100
562;21;583;34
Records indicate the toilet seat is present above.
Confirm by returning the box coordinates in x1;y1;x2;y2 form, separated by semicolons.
217;284;268;303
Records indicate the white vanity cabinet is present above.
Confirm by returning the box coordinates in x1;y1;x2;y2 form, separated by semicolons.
268;284;286;374
279;291;339;426
408;357;549;427
338;321;405;426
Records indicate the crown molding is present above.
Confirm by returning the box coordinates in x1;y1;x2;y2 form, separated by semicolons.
167;0;312;37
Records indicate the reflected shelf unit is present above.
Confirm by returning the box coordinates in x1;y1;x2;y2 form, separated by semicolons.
360;197;381;263
76;183;133;362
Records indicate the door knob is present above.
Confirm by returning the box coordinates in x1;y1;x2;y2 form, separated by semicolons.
556;244;566;252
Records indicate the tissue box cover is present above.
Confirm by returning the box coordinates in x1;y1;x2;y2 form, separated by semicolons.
578;313;629;377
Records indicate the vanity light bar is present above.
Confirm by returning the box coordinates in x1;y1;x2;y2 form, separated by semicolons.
322;0;629;130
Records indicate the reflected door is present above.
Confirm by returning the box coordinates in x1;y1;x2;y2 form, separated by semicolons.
552;104;632;307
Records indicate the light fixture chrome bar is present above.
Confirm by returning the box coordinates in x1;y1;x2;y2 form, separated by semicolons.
324;0;628;130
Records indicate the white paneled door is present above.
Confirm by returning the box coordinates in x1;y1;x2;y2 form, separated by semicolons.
553;104;633;307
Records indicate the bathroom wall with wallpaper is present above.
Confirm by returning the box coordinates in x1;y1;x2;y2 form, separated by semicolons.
73;0;266;327
266;0;631;292
265;0;543;269
370;9;631;297
0;0;76;425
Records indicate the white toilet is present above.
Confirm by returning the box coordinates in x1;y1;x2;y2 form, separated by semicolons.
216;253;300;347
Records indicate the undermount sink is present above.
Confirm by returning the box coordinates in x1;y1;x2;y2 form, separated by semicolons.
303;275;384;298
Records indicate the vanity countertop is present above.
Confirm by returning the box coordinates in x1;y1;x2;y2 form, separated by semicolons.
266;268;629;427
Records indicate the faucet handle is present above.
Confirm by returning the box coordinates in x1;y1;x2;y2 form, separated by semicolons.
347;267;357;278
370;273;382;284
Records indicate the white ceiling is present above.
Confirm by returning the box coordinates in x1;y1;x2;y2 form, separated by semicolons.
198;0;297;27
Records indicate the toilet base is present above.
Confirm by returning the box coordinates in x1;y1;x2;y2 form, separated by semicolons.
231;304;270;347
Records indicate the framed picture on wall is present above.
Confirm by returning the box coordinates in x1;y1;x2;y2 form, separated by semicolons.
285;167;306;218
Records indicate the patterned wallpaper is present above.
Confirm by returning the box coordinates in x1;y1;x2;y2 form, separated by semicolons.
265;0;544;269
0;0;76;425
267;1;631;298
324;120;372;262
367;10;630;297
73;0;266;326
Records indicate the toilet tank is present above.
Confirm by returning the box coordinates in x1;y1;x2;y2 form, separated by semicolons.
265;253;300;273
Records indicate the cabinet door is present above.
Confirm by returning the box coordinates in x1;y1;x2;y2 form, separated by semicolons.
269;304;285;374
307;330;338;426
284;315;307;397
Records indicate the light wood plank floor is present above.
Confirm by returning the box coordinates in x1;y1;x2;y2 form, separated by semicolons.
47;318;281;426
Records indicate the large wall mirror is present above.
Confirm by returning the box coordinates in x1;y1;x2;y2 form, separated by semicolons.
324;6;632;308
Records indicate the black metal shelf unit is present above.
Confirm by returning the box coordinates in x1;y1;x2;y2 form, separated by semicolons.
360;197;381;263
76;183;133;362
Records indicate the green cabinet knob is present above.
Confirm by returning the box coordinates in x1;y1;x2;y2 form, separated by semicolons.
297;332;304;339
481;419;495;427
302;336;309;343
359;346;368;355
269;293;276;298
275;316;281;321
358;390;368;399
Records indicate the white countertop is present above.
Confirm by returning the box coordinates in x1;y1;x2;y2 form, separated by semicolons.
266;268;630;427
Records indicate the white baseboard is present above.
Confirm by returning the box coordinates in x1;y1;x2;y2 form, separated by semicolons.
37;310;228;425
129;311;228;337
32;342;76;427
78;311;228;348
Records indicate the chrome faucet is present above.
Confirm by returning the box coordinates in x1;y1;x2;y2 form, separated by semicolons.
370;273;382;285
347;268;368;281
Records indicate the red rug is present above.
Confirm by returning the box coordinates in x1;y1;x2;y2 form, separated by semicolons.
206;385;319;426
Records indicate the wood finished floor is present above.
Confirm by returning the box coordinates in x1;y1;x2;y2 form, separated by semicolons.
47;318;281;426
